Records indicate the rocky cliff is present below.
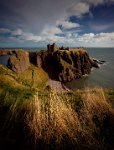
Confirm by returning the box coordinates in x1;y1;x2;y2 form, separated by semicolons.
52;50;92;82
0;49;14;56
8;50;30;74
6;46;99;82
29;48;95;82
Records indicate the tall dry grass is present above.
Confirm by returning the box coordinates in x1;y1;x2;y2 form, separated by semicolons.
79;87;114;149
78;87;114;126
6;87;114;149
25;91;81;144
23;87;114;149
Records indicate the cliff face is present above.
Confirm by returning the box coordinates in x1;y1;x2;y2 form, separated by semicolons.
0;50;14;56
6;48;96;82
8;51;30;74
29;49;93;82
52;50;92;82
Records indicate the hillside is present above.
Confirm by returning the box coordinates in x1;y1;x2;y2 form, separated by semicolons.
0;44;113;150
0;64;114;149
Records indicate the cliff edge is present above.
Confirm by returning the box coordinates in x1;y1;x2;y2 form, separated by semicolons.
6;43;99;82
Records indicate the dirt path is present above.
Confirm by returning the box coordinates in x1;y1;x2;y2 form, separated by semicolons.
46;79;71;92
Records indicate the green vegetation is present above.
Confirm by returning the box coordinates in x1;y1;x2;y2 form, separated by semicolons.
17;64;49;89
0;64;49;89
0;64;114;150
105;88;114;107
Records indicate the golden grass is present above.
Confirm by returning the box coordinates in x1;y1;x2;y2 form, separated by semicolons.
83;88;112;112
23;87;114;148
18;65;49;89
81;87;114;124
1;86;114;149
59;48;87;55
25;91;81;144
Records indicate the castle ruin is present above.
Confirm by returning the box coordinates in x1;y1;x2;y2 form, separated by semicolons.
47;43;69;52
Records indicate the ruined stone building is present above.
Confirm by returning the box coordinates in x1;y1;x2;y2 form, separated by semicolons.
47;43;59;52
47;43;70;52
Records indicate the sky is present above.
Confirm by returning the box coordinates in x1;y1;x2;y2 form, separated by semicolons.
0;0;114;47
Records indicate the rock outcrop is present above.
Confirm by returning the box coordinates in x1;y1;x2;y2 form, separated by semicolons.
6;44;103;82
29;48;93;82
51;49;92;82
0;50;14;56
8;51;30;74
29;51;48;68
92;58;106;68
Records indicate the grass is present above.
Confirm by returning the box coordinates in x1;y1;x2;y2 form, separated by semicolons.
105;88;114;107
59;48;87;54
17;64;49;89
0;85;114;149
0;64;49;89
25;91;81;145
0;65;114;149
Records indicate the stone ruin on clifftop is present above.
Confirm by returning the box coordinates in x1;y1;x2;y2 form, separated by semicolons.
47;43;70;52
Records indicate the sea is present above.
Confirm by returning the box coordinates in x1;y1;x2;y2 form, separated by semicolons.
65;48;114;89
0;47;114;89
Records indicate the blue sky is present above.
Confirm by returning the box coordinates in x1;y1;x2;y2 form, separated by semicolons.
0;0;114;47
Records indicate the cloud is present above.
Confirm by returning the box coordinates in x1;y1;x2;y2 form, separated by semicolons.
1;0;114;47
67;2;90;18
0;28;42;42
0;27;64;43
1;27;114;47
56;20;80;29
86;0;114;6
0;0;109;34
91;23;114;31
66;0;114;19
42;26;62;35
0;28;11;34
77;32;114;44
78;33;95;42
1;0;114;36
12;29;42;42
12;28;23;36
85;0;104;6
0;0;78;33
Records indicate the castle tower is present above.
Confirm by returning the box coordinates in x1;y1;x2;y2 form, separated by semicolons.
47;43;59;52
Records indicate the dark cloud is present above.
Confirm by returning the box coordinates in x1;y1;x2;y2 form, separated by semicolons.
0;0;76;33
0;0;114;47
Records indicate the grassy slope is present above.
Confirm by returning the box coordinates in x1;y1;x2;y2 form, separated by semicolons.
0;64;49;89
17;64;49;89
0;64;114;150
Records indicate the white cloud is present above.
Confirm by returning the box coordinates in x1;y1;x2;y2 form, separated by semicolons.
1;0;114;35
12;28;23;36
78;33;95;42
9;28;42;42
67;2;90;18
41;26;62;35
77;32;114;44
0;28;11;33
66;0;114;19
1;27;114;47
22;34;42;42
56;20;80;29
